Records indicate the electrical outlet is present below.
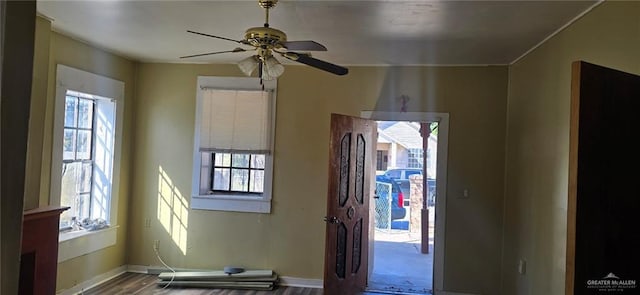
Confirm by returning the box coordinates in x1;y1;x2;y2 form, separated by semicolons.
145;218;151;228
153;240;160;251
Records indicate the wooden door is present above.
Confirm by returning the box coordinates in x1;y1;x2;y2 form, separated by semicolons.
567;61;640;294
324;114;376;294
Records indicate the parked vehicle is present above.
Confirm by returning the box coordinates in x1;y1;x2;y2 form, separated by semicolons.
375;175;406;220
384;168;423;182
384;168;437;206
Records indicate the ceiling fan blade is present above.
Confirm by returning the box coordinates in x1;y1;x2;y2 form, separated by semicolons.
283;52;348;76
281;40;327;51
187;30;250;45
180;48;246;59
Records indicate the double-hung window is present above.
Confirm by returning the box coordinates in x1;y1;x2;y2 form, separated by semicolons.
60;91;96;228
51;65;123;241
191;77;276;213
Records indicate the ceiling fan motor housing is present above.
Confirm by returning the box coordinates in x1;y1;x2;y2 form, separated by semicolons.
258;0;278;9
244;27;287;48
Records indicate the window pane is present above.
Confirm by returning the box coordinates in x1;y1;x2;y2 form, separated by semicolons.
78;193;91;220
213;168;230;190
386;170;400;178
60;162;82;226
249;170;264;193
214;153;231;166
81;162;92;193
231;169;249;191
232;154;250;168
78;99;93;129
251;154;265;169
76;130;92;160
65;96;77;127
63;129;76;160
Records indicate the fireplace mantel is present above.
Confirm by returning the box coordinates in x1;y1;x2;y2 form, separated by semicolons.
19;206;68;295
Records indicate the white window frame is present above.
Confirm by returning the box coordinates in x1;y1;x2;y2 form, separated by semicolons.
191;77;276;213
51;65;124;260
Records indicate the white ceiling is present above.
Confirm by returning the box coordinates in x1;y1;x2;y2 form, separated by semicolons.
37;0;598;66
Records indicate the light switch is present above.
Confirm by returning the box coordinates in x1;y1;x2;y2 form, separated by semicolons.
518;259;527;275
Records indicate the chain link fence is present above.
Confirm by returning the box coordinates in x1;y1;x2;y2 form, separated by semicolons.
374;181;392;231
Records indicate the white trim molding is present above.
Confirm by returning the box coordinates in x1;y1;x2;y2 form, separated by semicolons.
510;0;604;65
361;111;449;293
51;64;124;228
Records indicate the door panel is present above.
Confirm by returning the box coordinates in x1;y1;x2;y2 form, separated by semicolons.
324;114;375;294
567;61;640;294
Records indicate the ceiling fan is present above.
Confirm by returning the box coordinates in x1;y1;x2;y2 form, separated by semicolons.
181;0;348;81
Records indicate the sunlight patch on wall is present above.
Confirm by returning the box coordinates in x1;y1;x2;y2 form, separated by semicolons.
157;166;189;254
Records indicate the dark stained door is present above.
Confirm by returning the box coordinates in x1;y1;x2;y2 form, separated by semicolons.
324;114;376;295
567;61;640;294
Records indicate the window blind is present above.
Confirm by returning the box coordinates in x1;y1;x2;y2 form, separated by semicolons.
200;89;271;153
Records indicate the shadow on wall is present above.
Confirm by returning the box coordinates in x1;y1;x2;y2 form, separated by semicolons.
372;67;440;113
158;166;189;255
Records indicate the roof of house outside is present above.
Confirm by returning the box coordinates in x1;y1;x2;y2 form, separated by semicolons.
377;122;437;149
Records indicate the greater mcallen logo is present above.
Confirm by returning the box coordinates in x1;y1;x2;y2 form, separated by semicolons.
587;273;637;292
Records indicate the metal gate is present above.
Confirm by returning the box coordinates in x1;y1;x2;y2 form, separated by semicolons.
374;181;392;231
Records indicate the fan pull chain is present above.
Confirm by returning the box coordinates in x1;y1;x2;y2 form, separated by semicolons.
258;62;265;90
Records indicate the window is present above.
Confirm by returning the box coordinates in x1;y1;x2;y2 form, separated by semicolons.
407;148;423;168
60;92;96;228
191;77;276;213
209;153;265;193
376;150;388;171
51;65;123;250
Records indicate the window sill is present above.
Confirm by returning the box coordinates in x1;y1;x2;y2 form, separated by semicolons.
191;194;271;213
58;226;118;263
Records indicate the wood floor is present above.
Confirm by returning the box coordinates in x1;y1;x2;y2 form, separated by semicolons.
81;272;322;295
81;272;397;295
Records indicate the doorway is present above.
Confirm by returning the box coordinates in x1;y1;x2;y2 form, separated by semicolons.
362;112;448;294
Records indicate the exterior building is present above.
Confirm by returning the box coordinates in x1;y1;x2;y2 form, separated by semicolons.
376;121;437;179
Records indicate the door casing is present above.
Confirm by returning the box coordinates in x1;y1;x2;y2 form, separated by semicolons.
361;111;449;293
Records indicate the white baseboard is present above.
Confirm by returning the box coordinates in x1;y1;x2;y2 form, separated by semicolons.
56;265;127;295
279;276;323;288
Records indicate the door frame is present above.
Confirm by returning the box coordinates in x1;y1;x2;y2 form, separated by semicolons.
361;111;449;293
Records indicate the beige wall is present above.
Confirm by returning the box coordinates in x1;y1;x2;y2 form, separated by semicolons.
24;16;51;210
502;2;640;294
27;17;136;291
129;64;507;294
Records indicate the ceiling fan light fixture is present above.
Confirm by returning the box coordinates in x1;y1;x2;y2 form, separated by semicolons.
238;55;259;76
261;69;276;81
264;55;284;79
